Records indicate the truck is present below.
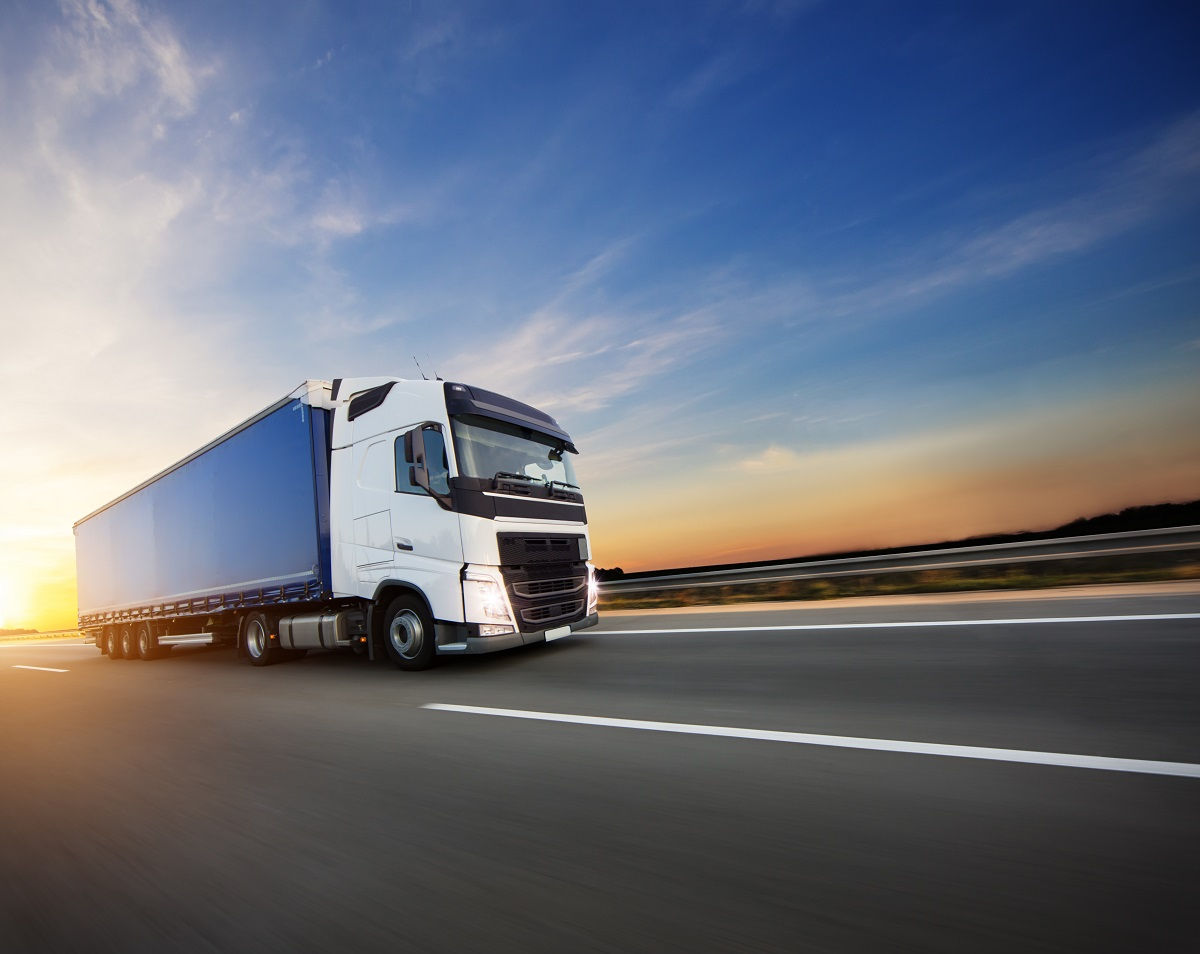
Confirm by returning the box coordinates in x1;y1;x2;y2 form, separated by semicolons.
74;377;598;669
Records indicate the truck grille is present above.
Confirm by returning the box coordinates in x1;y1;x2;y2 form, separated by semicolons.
497;538;588;633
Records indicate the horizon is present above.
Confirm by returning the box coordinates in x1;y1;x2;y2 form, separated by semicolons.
5;493;1194;633
2;1;1199;630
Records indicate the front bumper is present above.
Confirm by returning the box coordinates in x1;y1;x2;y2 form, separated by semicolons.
437;612;599;655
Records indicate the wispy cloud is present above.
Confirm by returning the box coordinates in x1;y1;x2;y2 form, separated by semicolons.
444;235;736;417
736;444;803;472
817;113;1200;319
47;0;211;117
666;50;746;109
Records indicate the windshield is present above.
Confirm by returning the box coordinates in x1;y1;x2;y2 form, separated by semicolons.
452;415;580;488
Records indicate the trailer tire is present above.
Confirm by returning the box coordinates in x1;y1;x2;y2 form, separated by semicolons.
382;595;437;671
120;626;138;659
243;612;278;667
103;628;118;657
136;623;159;660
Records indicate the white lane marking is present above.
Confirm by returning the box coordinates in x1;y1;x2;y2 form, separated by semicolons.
12;665;69;673
0;643;89;649
422;703;1200;779
589;612;1200;635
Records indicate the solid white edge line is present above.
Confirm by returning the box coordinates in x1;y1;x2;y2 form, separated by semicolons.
11;665;69;673
588;612;1200;635
0;643;89;649
422;703;1200;779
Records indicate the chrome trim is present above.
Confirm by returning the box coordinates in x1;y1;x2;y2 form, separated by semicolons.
158;634;215;646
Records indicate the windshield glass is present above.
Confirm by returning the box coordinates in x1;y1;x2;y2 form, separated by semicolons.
452;415;580;488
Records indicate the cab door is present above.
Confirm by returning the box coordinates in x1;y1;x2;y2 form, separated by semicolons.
351;417;465;620
350;434;399;570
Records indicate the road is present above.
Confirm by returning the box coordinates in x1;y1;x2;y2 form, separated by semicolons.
2;586;1198;952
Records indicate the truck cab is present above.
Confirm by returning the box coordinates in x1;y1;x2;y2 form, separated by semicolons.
326;377;598;666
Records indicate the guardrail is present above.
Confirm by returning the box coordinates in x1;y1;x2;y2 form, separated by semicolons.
598;525;1200;595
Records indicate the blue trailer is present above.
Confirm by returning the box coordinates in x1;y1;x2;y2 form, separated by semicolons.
75;394;333;654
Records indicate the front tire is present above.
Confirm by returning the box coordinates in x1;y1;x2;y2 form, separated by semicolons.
243;612;278;667
382;595;437;671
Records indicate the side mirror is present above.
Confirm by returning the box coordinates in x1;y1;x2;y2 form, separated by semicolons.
407;424;453;510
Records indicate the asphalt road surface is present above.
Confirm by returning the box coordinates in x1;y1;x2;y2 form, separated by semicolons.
2;586;1198;953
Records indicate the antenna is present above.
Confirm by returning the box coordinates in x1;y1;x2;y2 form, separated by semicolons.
426;353;443;381
412;355;429;381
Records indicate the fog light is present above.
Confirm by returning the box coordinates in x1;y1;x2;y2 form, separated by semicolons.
479;624;515;637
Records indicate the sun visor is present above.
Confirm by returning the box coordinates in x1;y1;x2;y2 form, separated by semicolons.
444;382;578;453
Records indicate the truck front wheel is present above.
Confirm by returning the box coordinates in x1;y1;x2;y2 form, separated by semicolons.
382;596;436;671
243;612;278;667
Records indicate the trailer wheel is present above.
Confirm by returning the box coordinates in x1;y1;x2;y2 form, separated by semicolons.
108;627;124;659
120;626;138;659
382;595;436;671
97;629;109;655
243;612;277;667
136;623;160;660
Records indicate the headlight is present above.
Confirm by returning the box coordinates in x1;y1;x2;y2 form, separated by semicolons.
463;569;515;625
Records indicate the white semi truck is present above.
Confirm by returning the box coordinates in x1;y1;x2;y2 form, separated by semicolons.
74;378;598;669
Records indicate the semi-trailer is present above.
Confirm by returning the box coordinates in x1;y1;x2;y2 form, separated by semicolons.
74;378;598;669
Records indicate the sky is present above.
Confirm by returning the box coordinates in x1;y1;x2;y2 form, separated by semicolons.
1;0;1198;630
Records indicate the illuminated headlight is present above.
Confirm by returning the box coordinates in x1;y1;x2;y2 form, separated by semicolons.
463;569;515;626
587;562;599;613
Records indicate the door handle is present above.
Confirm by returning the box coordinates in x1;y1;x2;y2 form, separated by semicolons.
395;537;414;551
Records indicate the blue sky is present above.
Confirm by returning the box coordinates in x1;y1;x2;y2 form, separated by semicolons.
1;1;1198;626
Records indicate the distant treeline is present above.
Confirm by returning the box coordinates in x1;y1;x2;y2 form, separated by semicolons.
594;499;1200;582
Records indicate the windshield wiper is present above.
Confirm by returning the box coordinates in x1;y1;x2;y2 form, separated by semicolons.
549;479;580;491
493;471;540;484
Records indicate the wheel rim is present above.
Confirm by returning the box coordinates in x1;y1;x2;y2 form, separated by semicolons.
389;609;425;659
139;629;151;655
246;619;266;659
122;629;134;655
